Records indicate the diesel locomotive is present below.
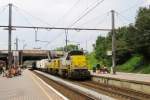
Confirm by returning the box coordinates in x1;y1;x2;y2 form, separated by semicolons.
34;50;91;80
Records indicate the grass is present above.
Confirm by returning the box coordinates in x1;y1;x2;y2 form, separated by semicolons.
117;55;150;74
87;52;150;74
117;55;143;72
141;65;150;74
133;64;150;74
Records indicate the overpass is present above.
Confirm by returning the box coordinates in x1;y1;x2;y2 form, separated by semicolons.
19;50;50;66
0;50;8;65
0;50;64;66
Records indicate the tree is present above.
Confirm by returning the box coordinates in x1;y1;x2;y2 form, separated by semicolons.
55;47;64;51
94;7;150;66
55;44;79;52
95;36;111;66
135;7;150;58
64;44;78;51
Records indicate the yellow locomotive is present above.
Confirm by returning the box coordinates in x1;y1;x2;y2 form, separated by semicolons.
46;58;60;75
46;50;90;79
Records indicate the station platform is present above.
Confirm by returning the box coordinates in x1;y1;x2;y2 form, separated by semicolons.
91;72;150;83
0;69;67;100
91;72;150;94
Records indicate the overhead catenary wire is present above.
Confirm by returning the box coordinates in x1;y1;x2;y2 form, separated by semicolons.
109;11;150;49
119;0;146;14
1;3;111;50
12;3;108;48
69;0;105;27
13;5;49;44
54;0;81;26
0;4;8;16
116;12;132;23
94;13;110;28
69;0;102;26
70;12;110;46
0;4;8;10
13;0;80;48
116;14;128;27
13;5;53;27
66;0;147;50
14;4;67;45
66;0;105;45
77;11;110;27
44;32;65;47
0;2;115;51
114;0;147;28
12;3;54;43
47;0;81;48
114;11;131;28
13;5;35;27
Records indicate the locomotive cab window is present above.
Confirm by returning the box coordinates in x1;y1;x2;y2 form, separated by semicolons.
68;51;84;56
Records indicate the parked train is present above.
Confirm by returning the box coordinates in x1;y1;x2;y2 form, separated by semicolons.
33;50;91;80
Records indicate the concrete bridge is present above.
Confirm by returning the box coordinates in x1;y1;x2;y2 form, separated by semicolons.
0;50;64;66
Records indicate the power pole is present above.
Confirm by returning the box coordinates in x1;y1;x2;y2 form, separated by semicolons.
15;37;18;50
14;37;19;66
65;30;68;52
86;40;87;51
35;31;37;41
8;3;12;68
23;44;27;50
111;10;116;74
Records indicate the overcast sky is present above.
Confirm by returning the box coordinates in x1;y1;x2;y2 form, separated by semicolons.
0;0;149;51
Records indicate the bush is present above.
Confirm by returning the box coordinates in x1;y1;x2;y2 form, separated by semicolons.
117;55;143;72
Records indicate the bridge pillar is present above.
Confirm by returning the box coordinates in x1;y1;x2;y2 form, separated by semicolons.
19;51;23;67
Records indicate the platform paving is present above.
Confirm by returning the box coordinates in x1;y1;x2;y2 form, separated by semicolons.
91;71;150;83
0;69;66;100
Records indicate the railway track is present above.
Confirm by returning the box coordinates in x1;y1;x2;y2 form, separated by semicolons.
74;81;150;100
33;71;96;100
33;70;150;100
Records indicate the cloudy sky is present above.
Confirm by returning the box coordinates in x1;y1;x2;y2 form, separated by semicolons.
0;0;149;51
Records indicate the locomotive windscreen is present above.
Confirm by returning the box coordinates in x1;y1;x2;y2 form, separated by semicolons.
68;51;84;55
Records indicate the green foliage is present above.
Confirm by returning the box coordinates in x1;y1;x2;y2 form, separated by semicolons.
55;44;78;51
141;65;150;74
95;36;112;67
95;27;132;66
135;8;150;58
117;55;150;74
94;7;150;69
95;36;107;60
86;52;99;70
64;44;79;51
117;55;143;72
55;47;64;51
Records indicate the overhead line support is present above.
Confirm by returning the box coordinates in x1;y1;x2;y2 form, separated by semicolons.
0;25;111;31
65;30;68;52
111;10;116;75
8;3;12;68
